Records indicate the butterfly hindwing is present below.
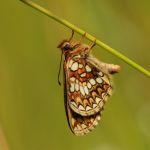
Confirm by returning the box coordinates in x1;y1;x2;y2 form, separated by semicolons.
66;102;101;136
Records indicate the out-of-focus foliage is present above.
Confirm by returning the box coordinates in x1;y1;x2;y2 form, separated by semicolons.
0;0;149;150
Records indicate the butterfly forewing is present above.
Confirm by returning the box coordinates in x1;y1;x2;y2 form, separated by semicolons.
64;58;103;136
58;40;120;136
66;57;112;116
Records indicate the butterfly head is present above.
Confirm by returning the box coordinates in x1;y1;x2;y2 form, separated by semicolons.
58;40;91;59
58;40;80;51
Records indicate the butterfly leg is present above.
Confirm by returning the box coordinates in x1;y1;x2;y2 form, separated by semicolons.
69;30;74;41
79;32;87;43
89;38;96;50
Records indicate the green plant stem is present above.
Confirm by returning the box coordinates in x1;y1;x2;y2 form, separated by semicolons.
20;0;150;78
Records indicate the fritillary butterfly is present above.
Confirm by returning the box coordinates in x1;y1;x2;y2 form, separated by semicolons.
58;33;120;136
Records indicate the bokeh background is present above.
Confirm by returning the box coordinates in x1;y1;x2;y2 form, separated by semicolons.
0;0;150;150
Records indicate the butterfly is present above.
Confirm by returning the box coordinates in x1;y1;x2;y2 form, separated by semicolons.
58;33;120;136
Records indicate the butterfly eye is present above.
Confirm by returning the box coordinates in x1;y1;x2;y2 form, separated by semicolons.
63;43;72;50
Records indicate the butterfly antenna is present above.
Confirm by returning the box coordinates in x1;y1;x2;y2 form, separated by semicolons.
58;51;63;86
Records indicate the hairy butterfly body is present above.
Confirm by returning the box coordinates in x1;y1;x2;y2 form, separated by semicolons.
58;39;120;136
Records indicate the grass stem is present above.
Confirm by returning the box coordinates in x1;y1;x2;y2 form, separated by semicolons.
20;0;150;77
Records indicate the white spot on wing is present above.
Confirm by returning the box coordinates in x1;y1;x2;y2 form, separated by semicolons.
71;101;77;107
89;126;95;130
77;125;82;130
99;72;103;76
84;86;89;95
93;104;97;108
80;73;86;77
80;86;85;96
76;79;79;83
96;77;102;83
87;82;92;89
81;124;87;128
93;120;98;126
89;78;96;85
70;77;75;82
102;75;110;84
84;129;90;134
86;106;92;111
75;83;79;91
79;64;83;68
99;101;104;108
83;82;86;86
79;105;85;111
102;93;105;99
107;87;112;95
69;59;74;68
95;97;101;104
85;65;92;72
90;118;94;122
70;83;75;92
71;62;78;71
74;127;78;131
97;116;101;121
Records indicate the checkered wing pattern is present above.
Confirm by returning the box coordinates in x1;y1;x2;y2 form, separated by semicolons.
66;103;101;136
66;57;112;116
58;40;120;136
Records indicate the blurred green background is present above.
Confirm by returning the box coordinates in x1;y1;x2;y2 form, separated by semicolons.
0;0;150;150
